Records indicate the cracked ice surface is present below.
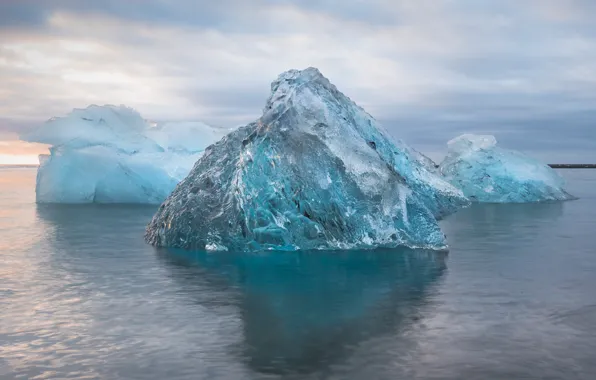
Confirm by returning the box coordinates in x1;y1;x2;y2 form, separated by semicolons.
145;68;469;252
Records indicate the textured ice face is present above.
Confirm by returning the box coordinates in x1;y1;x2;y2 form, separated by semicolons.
263;69;467;219
145;68;469;252
22;105;227;204
25;105;164;154
35;147;184;204
146;122;235;153
439;134;575;203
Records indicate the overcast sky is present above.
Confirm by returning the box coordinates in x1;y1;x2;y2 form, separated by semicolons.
0;0;595;162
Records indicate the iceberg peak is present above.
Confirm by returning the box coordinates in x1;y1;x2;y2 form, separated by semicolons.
447;134;497;154
263;68;352;118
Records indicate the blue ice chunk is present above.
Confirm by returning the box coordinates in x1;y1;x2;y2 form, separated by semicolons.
21;105;228;204
145;68;469;251
439;134;575;203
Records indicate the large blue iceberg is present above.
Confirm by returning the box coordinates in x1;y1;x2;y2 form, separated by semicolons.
145;68;469;251
439;134;575;203
21;105;229;204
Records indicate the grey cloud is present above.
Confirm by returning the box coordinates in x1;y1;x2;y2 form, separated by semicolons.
2;0;596;34
0;0;595;162
268;0;399;25
0;0;393;35
381;112;596;164
0;0;397;31
0;118;37;135
176;86;270;126
0;0;222;29
0;1;50;29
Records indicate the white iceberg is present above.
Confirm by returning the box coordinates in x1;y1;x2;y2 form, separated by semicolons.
439;134;575;203
146;121;235;154
21;105;229;204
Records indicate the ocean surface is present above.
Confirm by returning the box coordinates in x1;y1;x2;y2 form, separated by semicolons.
1;166;595;380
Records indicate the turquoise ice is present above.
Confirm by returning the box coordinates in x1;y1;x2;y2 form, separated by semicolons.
21;105;228;204
145;68;469;252
439;134;575;203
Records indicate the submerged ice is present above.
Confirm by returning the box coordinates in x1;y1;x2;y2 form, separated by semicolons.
145;68;469;252
439;134;575;203
22;105;228;204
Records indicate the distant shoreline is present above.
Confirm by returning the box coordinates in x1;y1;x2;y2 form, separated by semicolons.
548;164;596;169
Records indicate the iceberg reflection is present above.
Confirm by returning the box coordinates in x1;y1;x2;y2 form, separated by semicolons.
157;248;446;375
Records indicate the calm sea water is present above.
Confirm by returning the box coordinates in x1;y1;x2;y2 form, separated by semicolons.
1;167;595;380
